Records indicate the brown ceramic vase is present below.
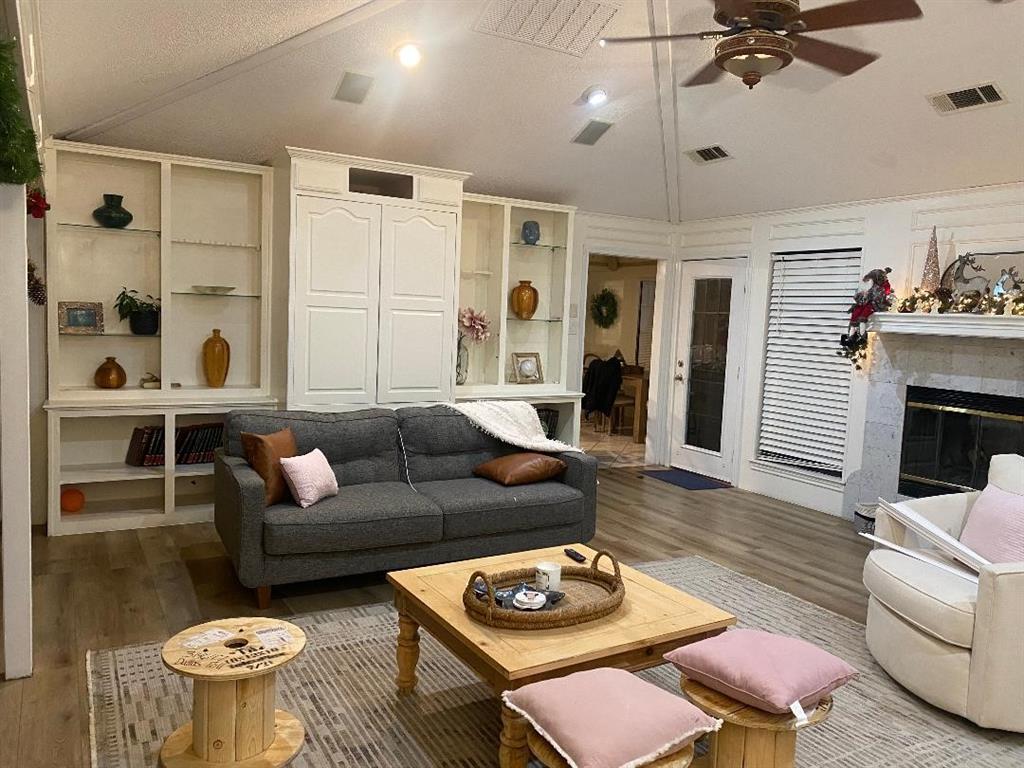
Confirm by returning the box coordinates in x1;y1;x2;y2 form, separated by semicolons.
94;357;127;389
202;329;230;388
510;280;539;320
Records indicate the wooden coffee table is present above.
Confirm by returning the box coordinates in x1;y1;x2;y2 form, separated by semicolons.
387;544;735;768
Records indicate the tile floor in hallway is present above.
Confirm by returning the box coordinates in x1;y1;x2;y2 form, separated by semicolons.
578;417;647;467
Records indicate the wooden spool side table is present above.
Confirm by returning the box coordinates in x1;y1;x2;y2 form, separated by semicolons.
681;679;832;768
160;617;306;768
526;726;694;768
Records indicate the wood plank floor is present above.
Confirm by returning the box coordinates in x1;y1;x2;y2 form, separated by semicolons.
0;467;870;767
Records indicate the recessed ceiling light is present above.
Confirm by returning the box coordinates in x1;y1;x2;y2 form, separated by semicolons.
396;43;422;69
583;86;608;106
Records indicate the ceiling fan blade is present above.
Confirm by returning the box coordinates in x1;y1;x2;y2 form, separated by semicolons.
799;0;923;32
681;61;725;87
789;34;879;75
600;32;709;45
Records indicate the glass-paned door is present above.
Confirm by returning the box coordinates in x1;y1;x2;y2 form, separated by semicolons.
671;260;748;482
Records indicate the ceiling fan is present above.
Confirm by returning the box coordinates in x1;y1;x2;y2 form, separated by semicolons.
600;0;924;89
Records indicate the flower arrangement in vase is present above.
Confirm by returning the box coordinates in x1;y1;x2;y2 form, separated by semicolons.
456;307;492;385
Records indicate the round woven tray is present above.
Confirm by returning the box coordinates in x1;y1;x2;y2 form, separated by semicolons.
462;551;625;630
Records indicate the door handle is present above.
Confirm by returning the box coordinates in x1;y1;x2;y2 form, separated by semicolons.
674;374;684;382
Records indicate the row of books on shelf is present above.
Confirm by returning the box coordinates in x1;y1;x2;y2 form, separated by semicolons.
125;423;224;467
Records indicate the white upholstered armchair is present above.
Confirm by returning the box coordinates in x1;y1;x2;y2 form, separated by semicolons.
862;454;1024;733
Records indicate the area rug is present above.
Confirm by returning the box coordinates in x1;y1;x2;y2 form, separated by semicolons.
641;468;731;490
89;557;1024;767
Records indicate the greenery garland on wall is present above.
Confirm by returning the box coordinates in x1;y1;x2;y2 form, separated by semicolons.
0;38;41;184
590;288;619;329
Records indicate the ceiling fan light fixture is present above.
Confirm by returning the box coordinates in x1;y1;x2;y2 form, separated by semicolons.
714;31;793;88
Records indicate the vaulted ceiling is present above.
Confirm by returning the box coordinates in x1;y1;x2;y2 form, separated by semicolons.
33;0;1024;221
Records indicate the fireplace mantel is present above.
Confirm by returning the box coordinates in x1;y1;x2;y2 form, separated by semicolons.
869;312;1024;340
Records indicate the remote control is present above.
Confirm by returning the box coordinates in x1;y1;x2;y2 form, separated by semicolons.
564;548;587;563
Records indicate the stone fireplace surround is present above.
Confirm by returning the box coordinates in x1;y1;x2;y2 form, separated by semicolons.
843;327;1024;517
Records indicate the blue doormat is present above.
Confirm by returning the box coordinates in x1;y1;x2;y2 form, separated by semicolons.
642;468;731;490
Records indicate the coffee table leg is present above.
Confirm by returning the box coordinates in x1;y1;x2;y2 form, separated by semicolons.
499;704;529;768
396;612;420;696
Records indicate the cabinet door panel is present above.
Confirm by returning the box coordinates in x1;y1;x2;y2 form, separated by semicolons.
291;196;380;406
378;208;457;403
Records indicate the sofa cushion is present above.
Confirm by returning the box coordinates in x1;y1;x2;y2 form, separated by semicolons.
959;483;1024;564
863;549;977;648
225;409;402;485
263;482;442;555
240;427;296;506
397;406;514;482
474;452;566;486
415;477;584;539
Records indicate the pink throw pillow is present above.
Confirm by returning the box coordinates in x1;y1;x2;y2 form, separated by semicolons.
959;483;1024;564
664;629;857;715
503;668;720;768
278;449;338;508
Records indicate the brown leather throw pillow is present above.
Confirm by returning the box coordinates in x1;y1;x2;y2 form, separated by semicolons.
474;452;567;486
240;427;297;505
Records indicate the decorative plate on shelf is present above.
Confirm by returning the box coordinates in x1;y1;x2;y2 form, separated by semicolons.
191;285;236;295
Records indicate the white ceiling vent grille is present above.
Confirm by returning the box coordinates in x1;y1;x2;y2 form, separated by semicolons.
685;145;732;165
928;83;1006;115
572;119;613;145
334;71;374;104
475;0;618;57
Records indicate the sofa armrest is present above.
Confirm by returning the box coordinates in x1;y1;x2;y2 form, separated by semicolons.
875;492;979;549
967;560;1024;730
214;450;267;587
556;451;598;534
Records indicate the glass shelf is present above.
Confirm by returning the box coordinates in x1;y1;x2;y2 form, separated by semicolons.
59;331;160;338
508;316;563;323
510;242;566;250
57;222;161;236
172;238;260;249
171;291;261;298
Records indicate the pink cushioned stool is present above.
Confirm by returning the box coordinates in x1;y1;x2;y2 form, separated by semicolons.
501;668;719;768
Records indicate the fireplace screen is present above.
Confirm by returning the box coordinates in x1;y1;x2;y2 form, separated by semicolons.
899;386;1024;497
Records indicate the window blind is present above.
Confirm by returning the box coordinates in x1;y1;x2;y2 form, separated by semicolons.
635;279;656;369
758;250;861;477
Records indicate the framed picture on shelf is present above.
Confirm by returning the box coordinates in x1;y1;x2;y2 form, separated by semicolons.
511;352;544;384
58;301;104;335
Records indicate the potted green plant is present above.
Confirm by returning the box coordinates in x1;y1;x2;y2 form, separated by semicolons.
114;287;160;335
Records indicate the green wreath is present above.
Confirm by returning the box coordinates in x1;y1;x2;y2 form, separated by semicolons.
590;288;619;329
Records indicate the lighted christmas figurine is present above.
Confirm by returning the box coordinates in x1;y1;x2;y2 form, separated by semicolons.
838;267;894;369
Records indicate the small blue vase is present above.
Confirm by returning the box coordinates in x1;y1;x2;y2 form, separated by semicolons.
521;221;541;246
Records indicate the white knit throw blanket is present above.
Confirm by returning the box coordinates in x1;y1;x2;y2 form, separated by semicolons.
446;400;582;453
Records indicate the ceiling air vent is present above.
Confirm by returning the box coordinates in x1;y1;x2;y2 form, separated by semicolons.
572;120;613;146
928;83;1005;115
333;71;374;104
685;145;732;165
475;0;618;57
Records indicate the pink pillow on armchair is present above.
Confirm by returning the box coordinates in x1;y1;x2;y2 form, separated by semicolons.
279;449;338;508
503;668;719;768
664;629;857;715
959;483;1024;564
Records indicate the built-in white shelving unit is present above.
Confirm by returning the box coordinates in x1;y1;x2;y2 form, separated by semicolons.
43;140;276;535
457;194;580;444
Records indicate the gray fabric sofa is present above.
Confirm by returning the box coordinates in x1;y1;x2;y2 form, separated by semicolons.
215;406;598;606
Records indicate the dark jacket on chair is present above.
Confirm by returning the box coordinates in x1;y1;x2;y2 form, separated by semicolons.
582;357;623;417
